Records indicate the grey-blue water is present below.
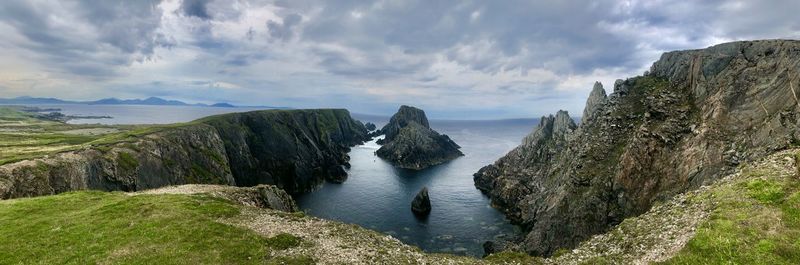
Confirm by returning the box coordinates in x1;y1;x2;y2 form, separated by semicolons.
22;104;536;257
296;115;537;256
19;104;270;125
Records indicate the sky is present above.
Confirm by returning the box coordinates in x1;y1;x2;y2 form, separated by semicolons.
0;1;798;119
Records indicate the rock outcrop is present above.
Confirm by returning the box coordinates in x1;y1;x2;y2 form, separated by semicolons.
0;109;368;199
140;184;299;212
411;187;431;215
474;40;800;256
376;105;463;169
582;82;607;124
364;122;377;132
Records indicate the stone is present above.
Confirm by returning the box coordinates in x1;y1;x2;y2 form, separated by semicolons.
582;82;607;124
411;187;431;216
365;122;377;131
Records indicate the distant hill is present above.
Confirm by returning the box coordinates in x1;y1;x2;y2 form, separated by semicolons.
0;96;71;105
0;96;237;108
210;102;235;108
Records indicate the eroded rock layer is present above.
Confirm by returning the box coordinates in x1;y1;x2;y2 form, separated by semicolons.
474;39;800;256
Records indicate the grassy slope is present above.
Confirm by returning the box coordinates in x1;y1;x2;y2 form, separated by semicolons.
0;107;194;165
0;192;272;264
545;149;800;264
660;151;800;264
0;188;541;265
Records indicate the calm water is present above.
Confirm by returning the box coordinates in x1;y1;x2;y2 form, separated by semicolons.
24;104;537;257
22;104;271;125
296;115;538;256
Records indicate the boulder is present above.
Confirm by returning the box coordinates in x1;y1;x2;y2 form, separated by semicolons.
411;187;431;215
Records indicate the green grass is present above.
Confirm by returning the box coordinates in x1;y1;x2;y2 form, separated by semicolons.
0;107;197;166
117;152;139;171
0;191;272;264
265;233;303;250
659;157;800;264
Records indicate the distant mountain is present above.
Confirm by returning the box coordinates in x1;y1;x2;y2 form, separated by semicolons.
89;97;190;106
0;96;238;108
0;96;71;105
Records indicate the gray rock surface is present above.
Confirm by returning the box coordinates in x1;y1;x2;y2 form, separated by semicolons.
380;105;430;142
376;105;463;169
474;39;800;256
582;82;607;124
411;187;431;215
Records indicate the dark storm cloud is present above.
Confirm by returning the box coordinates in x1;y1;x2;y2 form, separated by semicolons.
180;0;212;19
0;0;166;77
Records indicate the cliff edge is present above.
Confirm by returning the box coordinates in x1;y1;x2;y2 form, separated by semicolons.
0;109;368;199
475;39;800;256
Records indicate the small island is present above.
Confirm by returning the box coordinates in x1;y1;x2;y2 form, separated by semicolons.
375;105;463;170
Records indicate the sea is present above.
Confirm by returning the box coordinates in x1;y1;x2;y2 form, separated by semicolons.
25;104;539;257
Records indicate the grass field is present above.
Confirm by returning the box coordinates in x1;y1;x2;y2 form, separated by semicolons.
0;191;280;264
660;152;800;264
0;107;193;165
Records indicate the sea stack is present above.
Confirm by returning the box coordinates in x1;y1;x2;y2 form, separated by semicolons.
376;105;463;169
411;187;431;216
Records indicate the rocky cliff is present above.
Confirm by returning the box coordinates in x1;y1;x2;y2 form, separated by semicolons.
0;109;368;199
474;39;800;256
376;105;463;169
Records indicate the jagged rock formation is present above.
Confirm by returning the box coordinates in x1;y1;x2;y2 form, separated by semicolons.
376;105;463;169
474;39;800;256
365;122;377;131
411;187;432;215
0;109;368;199
582;82;607;124
199;109;368;190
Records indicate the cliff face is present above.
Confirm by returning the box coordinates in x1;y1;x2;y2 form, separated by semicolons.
376;105;463;170
474;40;800;256
200;109;368;191
0;109;368;199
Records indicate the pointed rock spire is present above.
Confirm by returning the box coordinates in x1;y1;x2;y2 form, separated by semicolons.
582;81;607;124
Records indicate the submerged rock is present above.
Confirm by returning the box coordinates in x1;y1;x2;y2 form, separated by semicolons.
411;187;431;215
376;105;463;170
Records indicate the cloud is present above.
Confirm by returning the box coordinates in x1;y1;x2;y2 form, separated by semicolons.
0;0;798;118
179;0;211;19
0;0;167;78
267;13;302;40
